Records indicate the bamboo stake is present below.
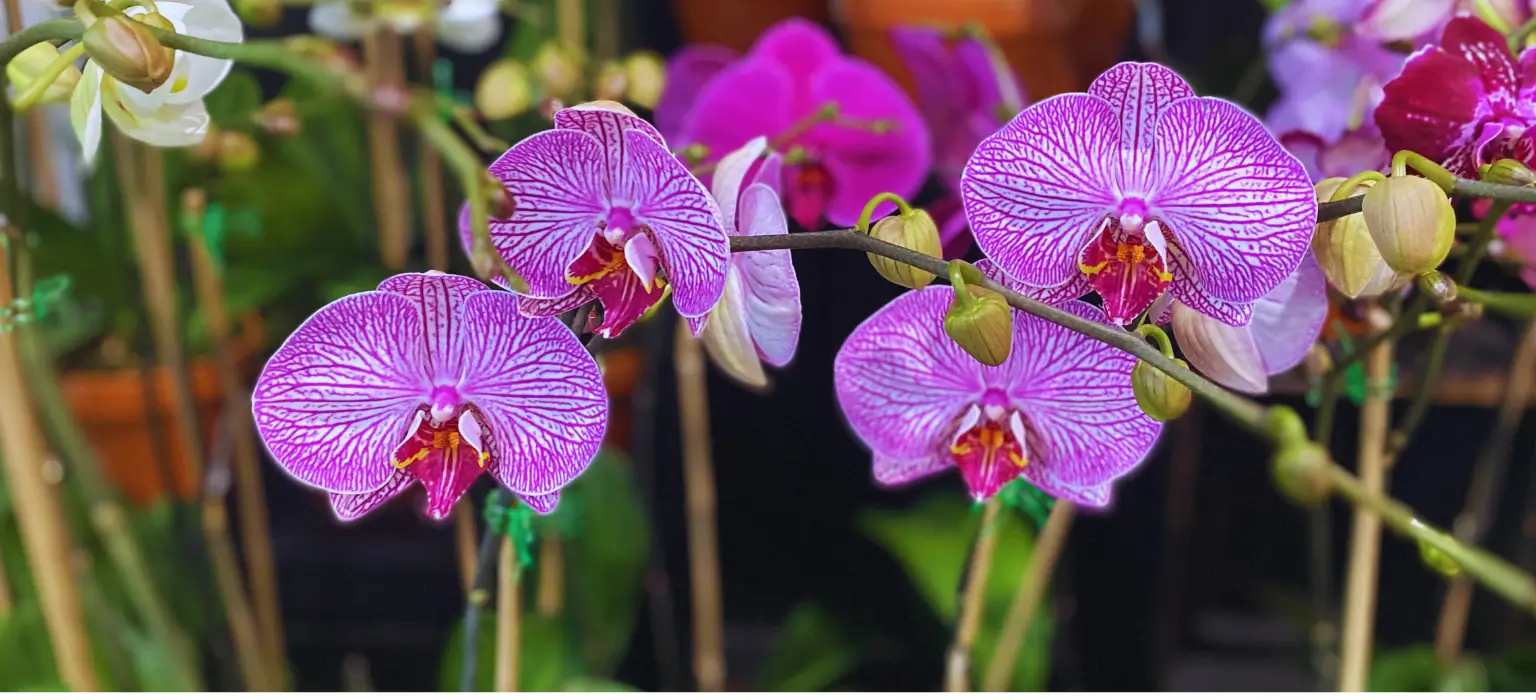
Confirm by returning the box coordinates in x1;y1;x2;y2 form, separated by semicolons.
536;535;564;617
185;191;286;686
1338;311;1394;692
203;500;270;690
555;0;584;50
981;500;1076;692
673;318;726;692
1435;321;1536;664
453;503;477;594
412;28;448;272
493;537;521;692
945;498;1002;692
364;26;412;270
0;241;99;690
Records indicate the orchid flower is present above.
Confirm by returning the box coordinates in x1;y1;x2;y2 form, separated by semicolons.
1171;256;1329;395
676;18;931;229
834;287;1162;506
1376;14;1536;178
685;137;802;389
310;0;501;53
654;44;740;144
474;101;729;339
1279;127;1392;181
252;272;608;521
1263;0;1405;142
1357;0;1535;42
70;0;242;165
962;61;1317;328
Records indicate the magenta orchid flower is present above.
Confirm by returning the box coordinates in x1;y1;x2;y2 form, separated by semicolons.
677;18;931;229
834;287;1162;507
252;272;608;521
962;61;1317;328
477;101;729;339
1264;0;1405;142
1357;0;1535;42
684;137;802;388
1376;15;1536;177
654;44;740;144
1279;127;1393;182
1171;255;1329;395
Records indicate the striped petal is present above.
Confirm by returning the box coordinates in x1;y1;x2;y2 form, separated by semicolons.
329;470;416;522
1087;62;1195;194
488;129;607;300
699;266;767;388
554;101;668;192
872;453;950;488
618;129;729;319
518;491;561;514
710;136;768;235
737;184;799;366
517;287;597;319
253;291;430;494
975;257;1091;306
455;292;608;496
376;272;487;385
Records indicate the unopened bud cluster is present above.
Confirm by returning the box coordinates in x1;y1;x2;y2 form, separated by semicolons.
1312;177;1408;298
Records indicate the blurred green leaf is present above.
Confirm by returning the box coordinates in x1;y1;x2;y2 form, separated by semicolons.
204;70;264;127
1489;644;1536;691
561;677;640;691
757;602;859;692
1369;644;1440;691
438;606;568;691
0;602;62;690
559;449;649;676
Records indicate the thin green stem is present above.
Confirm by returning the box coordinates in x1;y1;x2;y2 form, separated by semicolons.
1457;287;1536;317
856;192;914;233
1391;150;1458;191
10;42;85;111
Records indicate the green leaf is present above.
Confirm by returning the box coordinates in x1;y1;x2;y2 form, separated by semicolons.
757;603;859;692
1369;644;1440;691
438;607;568;691
0;602;62;690
203;70;264;126
561;677;640;691
558;449;650;676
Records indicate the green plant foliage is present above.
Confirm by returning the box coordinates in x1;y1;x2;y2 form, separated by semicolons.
437;608;569;691
0;602;63;690
756;602;860;692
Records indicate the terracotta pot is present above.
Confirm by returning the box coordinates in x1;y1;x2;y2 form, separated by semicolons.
837;0;1134;101
672;0;830;52
600;347;642;452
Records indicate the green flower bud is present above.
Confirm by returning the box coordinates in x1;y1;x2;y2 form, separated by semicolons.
944;283;1012;366
1313;177;1409;298
1482;158;1536;187
1271;440;1333;507
531;41;584;99
1362;175;1457;275
1131;359;1192;421
235;0;282;29
216;130;260;173
474;59;533;121
1418;539;1461;578
6;42;81;105
83;14;174;93
867;209;942;290
624;51;665;109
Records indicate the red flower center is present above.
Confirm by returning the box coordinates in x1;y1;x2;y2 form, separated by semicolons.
1077;216;1174;326
391;410;490;519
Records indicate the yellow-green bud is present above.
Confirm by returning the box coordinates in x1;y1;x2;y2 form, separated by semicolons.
592;60;627;103
944;284;1012;366
1416;269;1458;306
1362;175;1457;275
866;209;942;289
1313;177;1409;298
83;14;175;93
1271;440;1333;507
624;51;665;109
1417;539;1462;578
1131;359;1192;421
235;0;282;28
474;59;533;121
6;42;82;105
1483;158;1536;187
216;130;260;172
531;41;584;99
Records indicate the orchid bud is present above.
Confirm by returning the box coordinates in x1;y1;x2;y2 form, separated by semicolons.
531;41;583;99
867;209;942;289
592;61;627;103
624;51;665;109
944;283;1012;366
216;131;260;172
1271;440;1333;507
6;42;82;105
1302;343;1332;379
255;97;301;136
1483;158;1536;187
235;0;282;28
1418;539;1461;578
1362;175;1456;275
1131;359;1192;421
474;59;533;121
83;14;174;93
1313;177;1408;298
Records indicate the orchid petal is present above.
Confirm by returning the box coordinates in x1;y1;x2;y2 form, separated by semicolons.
655;44;740;143
1151;97;1316;304
455;292;607;495
1376;41;1491;176
253;291;429;493
752;152;783;197
1088;62;1195;193
871;453;950;488
1440;14;1520;113
623;233;659;292
1166;250;1255;325
102;86;213;148
710;136;768;235
700;267;767;388
1251;254;1329;375
376;272;486;385
974;257;1091;306
618;129;729;319
517;287;597;319
488;129;607;300
678;59;794;165
736;184;800;366
1279;131;1327;182
1171;302;1269;394
1357;0;1455;41
70;64;104;166
808;58;932;227
166;0;241;103
554;101;667;191
329;470;416;521
518;491;560;514
746;17;841;90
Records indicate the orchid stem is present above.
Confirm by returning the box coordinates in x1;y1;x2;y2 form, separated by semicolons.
9;42;84;112
413;29;449;273
673;318;726;692
1333;171;1385;200
1456;287;1536;316
453;503;478;593
1338;308;1393;692
981;500;1075;692
1391;150;1458;191
493;536;521;691
461;491;505;692
363;26;412;271
945;498;1003;692
1136;323;1176;358
856;192;914;233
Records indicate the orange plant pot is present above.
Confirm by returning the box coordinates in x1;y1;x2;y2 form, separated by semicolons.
672;0;830;52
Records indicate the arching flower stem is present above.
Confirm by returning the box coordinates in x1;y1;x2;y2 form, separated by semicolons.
855;191;914;233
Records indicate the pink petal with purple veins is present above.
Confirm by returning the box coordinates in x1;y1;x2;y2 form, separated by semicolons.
553;103;668;192
752;152;783;197
1357;0;1455;42
1376;40;1492;175
806;58;932;226
1170;302;1268;393
736;183;799;366
679;59;795;161
517;287;597;319
991;299;1161;493
488;129;608;299
455;292;608;495
1279;131;1326;181
711;136;768;235
1024;468;1114;509
655;44;740;143
974;257;1091;306
699;267;766;387
746;17;841;99
518;490;560;514
376;272;486;384
1150;97;1316;305
872;453;950;488
834;288;992;461
329;470;416;521
1087;62;1195;193
617;129;729;319
962;93;1121;288
1166;251;1256;326
253;291;430;494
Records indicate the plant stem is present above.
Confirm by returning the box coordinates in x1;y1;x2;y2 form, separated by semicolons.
536;535;564;617
1338;314;1393;692
202;498;271;691
412;28;449;273
453;503;477;593
981;499;1076;692
673;318;726;692
946;498;1003;692
461;491;504;691
363;26;411;271
493;536;521;691
1456;287;1536;317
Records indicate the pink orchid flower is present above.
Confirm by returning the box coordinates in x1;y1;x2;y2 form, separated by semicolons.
654;44;740;144
1264;0;1405;143
676;18;931;229
835;287;1162;506
1279;127;1393;182
962;62;1317;328
252;272;608;520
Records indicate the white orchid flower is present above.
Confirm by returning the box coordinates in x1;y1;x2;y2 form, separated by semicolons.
309;0;501;54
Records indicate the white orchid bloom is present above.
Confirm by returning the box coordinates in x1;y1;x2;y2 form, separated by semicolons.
309;0;501;54
70;0;243;166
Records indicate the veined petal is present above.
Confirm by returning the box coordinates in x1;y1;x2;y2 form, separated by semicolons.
655;44;740;143
834;287;989;461
1440;14;1520;113
1375;44;1489;175
455;292;608;495
992;299;1161;492
1251;253;1328;376
961;93;1121;288
487;129;607;299
618;129;729;318
1087;62;1195;194
71;64;104;166
1150;97;1316;304
736;184;800;366
871;452;950;488
518;491;560;514
752;151;783;196
1171;302;1268;394
710;136;768;234
678;58;795;164
329;470;416;521
376;272;486;385
974;257;1092;306
554;102;668;191
518;287;598;319
253;291;430;493
1024;469;1114;509
700;267;767;388
808;58;932;227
